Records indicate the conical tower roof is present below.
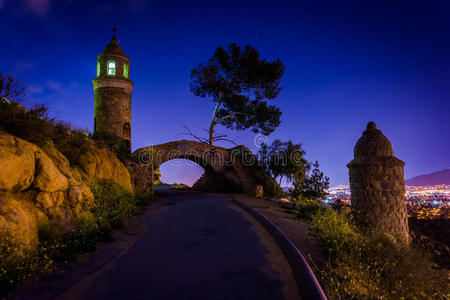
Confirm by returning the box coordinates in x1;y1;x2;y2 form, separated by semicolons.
102;36;127;57
354;122;394;158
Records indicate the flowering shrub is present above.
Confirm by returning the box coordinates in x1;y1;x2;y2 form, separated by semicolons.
90;180;138;228
297;202;449;299
0;229;54;296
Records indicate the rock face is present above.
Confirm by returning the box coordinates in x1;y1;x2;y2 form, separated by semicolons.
72;143;133;193
347;122;409;243
0;134;36;191
0;132;133;252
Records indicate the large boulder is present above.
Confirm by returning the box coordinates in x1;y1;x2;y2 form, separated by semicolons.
67;184;95;215
36;191;66;209
32;150;69;192
0;134;36;191
73;144;133;192
0;194;45;253
39;139;95;214
40;139;73;179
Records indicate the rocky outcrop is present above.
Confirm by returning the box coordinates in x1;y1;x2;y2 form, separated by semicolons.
0;134;36;191
0;132;133;253
73;143;133;193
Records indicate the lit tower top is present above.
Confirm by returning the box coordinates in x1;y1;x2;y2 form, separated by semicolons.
93;27;133;152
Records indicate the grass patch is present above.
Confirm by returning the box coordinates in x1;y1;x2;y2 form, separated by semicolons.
295;200;449;299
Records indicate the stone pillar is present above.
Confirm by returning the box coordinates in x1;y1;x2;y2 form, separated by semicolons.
125;162;154;195
347;122;409;242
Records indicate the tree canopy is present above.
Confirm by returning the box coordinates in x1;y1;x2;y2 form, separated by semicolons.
258;139;309;186
190;43;285;144
290;160;330;201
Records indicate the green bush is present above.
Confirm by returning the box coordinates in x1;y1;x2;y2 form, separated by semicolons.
302;204;449;299
134;189;155;207
93;131;131;161
171;183;190;190
293;196;329;222
90;180;138;228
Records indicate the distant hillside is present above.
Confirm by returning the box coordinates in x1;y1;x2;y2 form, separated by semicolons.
406;169;450;186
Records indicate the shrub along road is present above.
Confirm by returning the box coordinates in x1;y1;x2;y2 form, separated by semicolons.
16;188;298;299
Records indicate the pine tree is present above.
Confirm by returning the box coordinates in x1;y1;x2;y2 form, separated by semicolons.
290;160;330;201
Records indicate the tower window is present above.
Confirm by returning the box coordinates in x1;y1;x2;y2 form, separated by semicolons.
97;62;100;77
123;64;129;79
107;60;116;76
123;123;131;139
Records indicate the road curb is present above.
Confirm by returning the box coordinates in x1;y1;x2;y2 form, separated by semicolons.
231;199;328;300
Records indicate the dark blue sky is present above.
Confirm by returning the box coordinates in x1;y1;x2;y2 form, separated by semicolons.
2;0;449;186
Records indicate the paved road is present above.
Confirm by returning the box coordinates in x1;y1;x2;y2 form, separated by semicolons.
64;189;290;299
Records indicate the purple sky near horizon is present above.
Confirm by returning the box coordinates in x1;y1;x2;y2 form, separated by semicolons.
1;0;449;187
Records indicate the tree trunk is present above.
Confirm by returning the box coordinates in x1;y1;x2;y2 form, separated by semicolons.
209;96;222;145
208;122;216;145
278;175;284;186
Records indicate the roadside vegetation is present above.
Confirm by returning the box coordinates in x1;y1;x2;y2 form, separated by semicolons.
294;200;448;299
0;180;153;296
170;183;191;191
289;164;449;299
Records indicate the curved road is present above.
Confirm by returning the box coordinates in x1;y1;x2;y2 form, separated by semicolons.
25;189;297;299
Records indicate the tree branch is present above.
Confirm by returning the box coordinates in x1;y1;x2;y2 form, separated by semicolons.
176;122;209;143
214;112;255;124
213;137;238;145
177;122;239;146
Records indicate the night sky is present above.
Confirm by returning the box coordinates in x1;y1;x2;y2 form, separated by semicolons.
2;0;449;186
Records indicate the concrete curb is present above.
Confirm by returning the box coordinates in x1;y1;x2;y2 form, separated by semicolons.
231;199;328;300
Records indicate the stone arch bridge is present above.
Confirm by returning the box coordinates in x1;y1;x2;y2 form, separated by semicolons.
133;140;277;196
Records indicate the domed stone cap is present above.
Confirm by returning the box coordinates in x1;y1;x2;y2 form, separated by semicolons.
102;37;127;57
354;122;394;157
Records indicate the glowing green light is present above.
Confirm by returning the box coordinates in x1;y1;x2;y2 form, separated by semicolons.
107;60;116;76
123;64;129;79
97;62;100;77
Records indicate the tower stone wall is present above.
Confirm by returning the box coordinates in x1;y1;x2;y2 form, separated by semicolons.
347;122;409;243
93;36;133;152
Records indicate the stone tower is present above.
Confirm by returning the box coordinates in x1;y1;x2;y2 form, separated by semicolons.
93;33;133;152
347;122;409;243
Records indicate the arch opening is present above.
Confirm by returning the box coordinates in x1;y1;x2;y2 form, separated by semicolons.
158;158;205;187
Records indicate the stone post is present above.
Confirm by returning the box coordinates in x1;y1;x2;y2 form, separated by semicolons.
125;162;154;195
347;122;409;242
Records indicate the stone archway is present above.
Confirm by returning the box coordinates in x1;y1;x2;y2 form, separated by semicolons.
133;140;279;196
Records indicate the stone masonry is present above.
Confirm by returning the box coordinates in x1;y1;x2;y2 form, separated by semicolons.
125;162;154;195
93;36;133;152
347;122;409;243
134;140;280;196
